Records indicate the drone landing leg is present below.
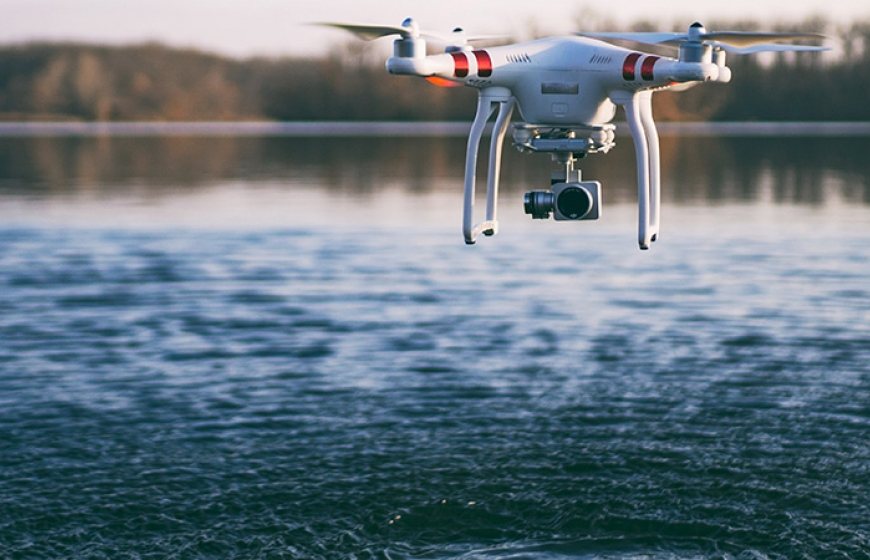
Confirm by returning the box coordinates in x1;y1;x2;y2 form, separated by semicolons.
484;98;515;236
463;87;513;245
620;93;653;250
463;96;495;244
639;91;661;242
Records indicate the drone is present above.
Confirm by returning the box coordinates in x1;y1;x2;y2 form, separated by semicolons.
320;19;826;249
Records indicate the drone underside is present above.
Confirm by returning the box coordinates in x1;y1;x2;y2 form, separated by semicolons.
460;86;662;249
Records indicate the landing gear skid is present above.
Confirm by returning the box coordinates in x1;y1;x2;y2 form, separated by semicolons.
612;90;661;250
463;87;514;245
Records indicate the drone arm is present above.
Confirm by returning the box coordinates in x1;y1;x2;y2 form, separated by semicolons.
386;53;454;77
654;59;724;83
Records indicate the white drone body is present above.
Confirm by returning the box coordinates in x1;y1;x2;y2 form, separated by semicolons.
323;20;826;249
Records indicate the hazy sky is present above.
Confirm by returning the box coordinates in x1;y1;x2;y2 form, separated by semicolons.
3;0;863;57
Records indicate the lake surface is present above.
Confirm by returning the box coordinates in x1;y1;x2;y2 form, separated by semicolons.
0;128;868;559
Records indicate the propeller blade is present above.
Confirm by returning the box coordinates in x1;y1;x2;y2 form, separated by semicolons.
419;31;454;43
701;31;826;47
314;22;414;40
579;30;827;51
464;34;511;44
720;43;830;55
422;32;509;46
578;32;687;46
316;19;504;48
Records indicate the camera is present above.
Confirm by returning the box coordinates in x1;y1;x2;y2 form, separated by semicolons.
523;180;602;221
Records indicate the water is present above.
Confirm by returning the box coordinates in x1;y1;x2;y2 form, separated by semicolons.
0;130;868;559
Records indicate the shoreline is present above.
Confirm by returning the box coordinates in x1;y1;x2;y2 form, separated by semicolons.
1;120;869;137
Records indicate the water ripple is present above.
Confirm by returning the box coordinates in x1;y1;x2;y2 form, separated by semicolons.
0;226;868;559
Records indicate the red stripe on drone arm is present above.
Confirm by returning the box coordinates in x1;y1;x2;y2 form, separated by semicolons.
641;56;659;81
622;53;642;81
473;50;493;77
451;52;469;78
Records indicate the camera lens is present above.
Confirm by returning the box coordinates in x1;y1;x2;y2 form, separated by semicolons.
523;191;555;219
557;186;592;219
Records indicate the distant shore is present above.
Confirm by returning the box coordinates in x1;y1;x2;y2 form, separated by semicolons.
1;121;870;137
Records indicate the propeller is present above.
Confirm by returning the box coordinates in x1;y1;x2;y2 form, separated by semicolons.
436;27;509;51
315;19;507;50
580;22;827;54
314;18;421;40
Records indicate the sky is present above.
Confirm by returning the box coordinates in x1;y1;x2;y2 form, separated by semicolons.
2;0;864;58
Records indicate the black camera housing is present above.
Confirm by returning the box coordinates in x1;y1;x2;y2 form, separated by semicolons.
523;181;602;221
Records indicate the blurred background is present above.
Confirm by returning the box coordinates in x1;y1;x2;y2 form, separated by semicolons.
1;1;869;121
1;2;869;559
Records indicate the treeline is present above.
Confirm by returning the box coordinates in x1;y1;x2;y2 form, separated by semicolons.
0;18;868;122
0;42;475;121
